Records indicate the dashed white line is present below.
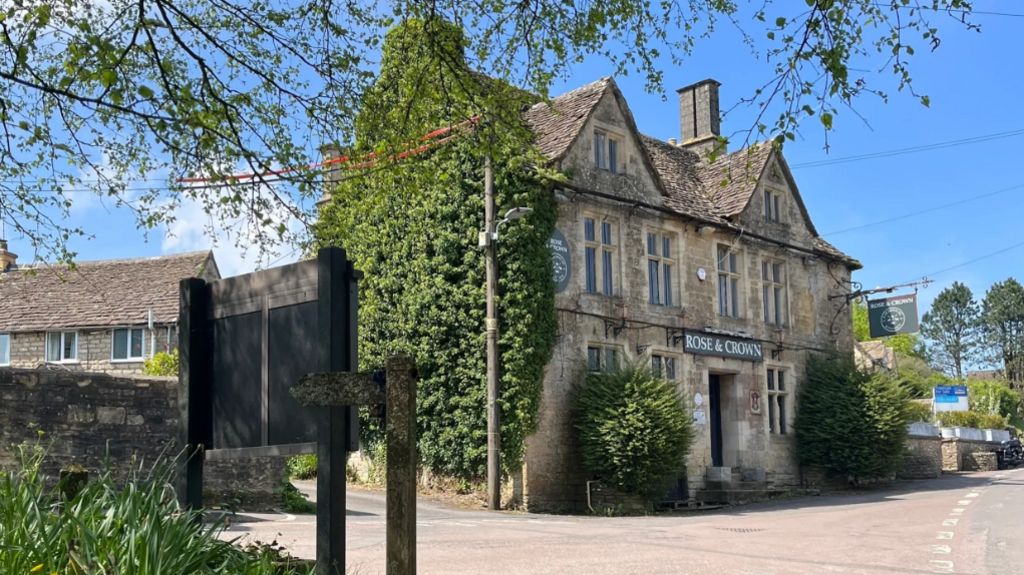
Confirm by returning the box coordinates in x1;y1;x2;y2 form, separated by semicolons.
936;531;955;540
942;518;960;526
965;492;980;498
956;500;973;506
951;508;965;515
929;559;955;573
930;544;952;554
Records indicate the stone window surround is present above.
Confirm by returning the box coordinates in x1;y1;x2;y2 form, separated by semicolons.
763;185;784;223
110;326;147;363
715;242;744;319
45;330;79;363
765;363;795;436
644;227;679;308
582;212;620;297
592;124;624;174
0;332;9;366
649;348;681;381
761;257;790;327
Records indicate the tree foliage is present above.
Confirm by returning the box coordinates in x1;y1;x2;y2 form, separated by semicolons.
142;349;179;377
315;20;557;478
981;278;1024;386
0;1;978;261
920;282;981;380
966;379;1022;425
795;354;910;482
572;365;693;499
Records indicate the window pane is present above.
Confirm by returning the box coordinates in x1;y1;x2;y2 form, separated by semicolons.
608;139;618;173
729;253;737;273
647;233;656;255
594;132;605;168
652;355;663;377
773;263;782;282
778;396;787;434
585;247;597;293
648;260;660;304
768;395;777;433
587;347;600;372
584;218;595;242
602;251;613;295
63;332;76;360
762;261;768;281
767;369;775;391
113;329;129;360
46;333;60;362
764;189;771;218
605;348;618;370
601;222;612;245
773;195;780;222
717;246;727;271
0;333;9;365
730;278;739;317
662;237;671;260
778;371;785;392
774;287;783;324
666;357;677;381
130;329;144;358
664;264;673;307
763;285;771;323
718;276;727;315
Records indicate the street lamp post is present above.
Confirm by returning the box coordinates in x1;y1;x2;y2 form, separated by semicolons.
478;155;532;511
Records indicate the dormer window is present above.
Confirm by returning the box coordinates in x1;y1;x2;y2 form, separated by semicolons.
764;189;782;222
594;130;619;174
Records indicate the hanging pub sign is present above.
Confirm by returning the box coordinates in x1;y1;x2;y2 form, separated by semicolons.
683;330;764;362
549;229;571;293
868;293;920;338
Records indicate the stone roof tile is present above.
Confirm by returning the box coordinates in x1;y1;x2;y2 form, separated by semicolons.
524;78;611;161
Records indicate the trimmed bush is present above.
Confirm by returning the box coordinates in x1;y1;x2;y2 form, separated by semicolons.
795;355;911;482
906;401;933;423
143;349;179;377
935;410;1008;430
573;365;693;499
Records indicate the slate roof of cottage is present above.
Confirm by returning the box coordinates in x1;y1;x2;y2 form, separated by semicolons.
524;78;860;268
0;251;217;332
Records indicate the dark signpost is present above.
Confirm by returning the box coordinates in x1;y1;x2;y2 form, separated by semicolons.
868;293;920;338
178;247;417;575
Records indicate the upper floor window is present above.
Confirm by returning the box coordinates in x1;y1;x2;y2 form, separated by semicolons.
651;353;678;381
0;333;9;366
647;232;675;306
45;331;78;363
717;245;741;318
587;344;621;373
593;130;620;174
762;260;787;326
112;328;146;361
584;217;616;296
764;189;782;222
767;368;789;435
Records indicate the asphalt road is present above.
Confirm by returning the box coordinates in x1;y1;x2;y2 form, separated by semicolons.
221;468;1024;574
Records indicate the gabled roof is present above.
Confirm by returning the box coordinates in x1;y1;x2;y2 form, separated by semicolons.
0;251;218;332
697;141;775;217
524;78;612;161
640;135;724;224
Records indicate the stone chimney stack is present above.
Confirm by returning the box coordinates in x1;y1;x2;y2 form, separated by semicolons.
0;239;17;272
677;79;725;157
317;144;343;207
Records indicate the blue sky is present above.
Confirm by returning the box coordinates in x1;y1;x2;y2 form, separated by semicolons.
4;3;1022;315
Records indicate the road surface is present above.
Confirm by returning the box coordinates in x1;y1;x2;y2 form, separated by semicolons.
222;468;1024;574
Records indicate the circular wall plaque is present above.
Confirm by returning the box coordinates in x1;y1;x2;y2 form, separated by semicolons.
697;267;707;281
694;392;704;406
548;229;572;293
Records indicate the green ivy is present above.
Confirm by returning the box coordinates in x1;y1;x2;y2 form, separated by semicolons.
315;19;557;479
572;365;693;499
795;355;911;482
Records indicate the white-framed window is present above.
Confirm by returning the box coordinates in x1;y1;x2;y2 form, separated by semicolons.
767;368;789;435
584;216;616;296
587;344;621;373
717;244;741;318
112;328;146;361
651;353;678;381
593;130;620;174
0;332;9;366
45;331;78;363
762;259;787;326
646;231;676;306
764;188;782;222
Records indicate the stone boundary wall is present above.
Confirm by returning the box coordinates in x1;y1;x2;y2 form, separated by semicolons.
0;367;283;505
941;437;1002;472
898;436;943;479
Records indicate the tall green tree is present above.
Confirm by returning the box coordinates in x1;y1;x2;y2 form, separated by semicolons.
316;19;557;478
982;278;1024;387
920;281;981;380
0;1;979;261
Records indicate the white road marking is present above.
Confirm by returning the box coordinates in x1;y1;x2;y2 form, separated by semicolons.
966;493;980;498
930;544;952;554
942;518;960;526
957;500;972;506
936;531;955;540
951;508;965;515
929;560;955;573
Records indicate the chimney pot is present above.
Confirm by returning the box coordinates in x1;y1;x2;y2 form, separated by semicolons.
0;239;17;272
668;137;677;146
677;79;725;156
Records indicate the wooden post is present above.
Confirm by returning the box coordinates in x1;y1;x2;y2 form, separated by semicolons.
177;277;212;511
386;355;417;575
316;247;358;575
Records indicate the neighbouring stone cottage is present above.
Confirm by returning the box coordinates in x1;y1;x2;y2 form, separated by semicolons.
519;78;860;511
0;249;219;374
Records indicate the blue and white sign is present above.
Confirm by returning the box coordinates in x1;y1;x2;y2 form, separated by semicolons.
933;385;969;413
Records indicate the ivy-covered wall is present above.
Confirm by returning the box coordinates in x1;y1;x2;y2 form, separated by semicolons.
316;19;558;479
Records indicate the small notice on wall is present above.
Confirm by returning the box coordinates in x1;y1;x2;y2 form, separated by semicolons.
692;409;706;425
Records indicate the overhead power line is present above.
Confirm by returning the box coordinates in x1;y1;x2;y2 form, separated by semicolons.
905;239;1024;284
792;128;1024;169
822;182;1024;236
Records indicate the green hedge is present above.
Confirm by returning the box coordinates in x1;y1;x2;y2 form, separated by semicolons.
573;365;693;499
935;411;1008;429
